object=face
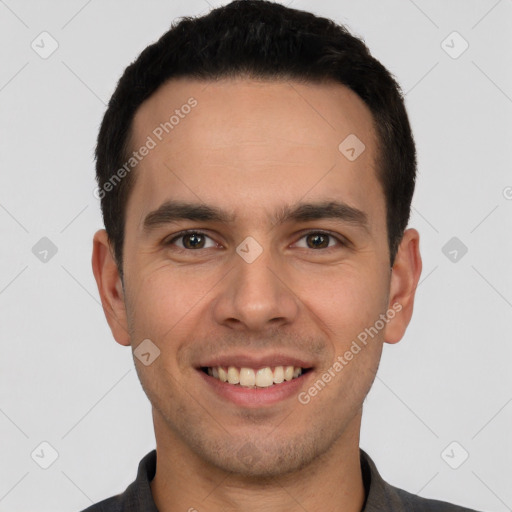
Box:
[93,77,421,478]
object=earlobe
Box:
[384,228,422,345]
[91,229,131,346]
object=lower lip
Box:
[198,369,313,407]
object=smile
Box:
[201,365,310,388]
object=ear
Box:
[384,228,422,344]
[91,229,131,346]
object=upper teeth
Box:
[207,366,303,387]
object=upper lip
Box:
[197,352,315,370]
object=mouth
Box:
[200,365,312,388]
[196,353,315,407]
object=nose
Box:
[212,244,300,332]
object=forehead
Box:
[127,77,383,231]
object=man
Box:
[88,1,479,510]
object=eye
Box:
[294,231,346,250]
[165,231,218,250]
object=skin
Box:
[92,77,422,512]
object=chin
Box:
[189,431,332,480]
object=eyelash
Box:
[164,229,348,252]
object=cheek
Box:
[306,263,387,332]
[125,269,183,337]
[306,269,386,402]
[126,264,223,344]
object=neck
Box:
[150,412,365,512]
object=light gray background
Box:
[0,0,511,511]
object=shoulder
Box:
[361,449,480,512]
[80,495,123,512]
[389,484,480,511]
[78,450,158,512]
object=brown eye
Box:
[166,231,216,250]
[182,233,205,249]
[294,231,343,250]
[305,232,330,249]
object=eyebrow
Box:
[142,199,370,234]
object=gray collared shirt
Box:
[81,449,479,511]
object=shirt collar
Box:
[360,448,407,512]
[118,449,158,511]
